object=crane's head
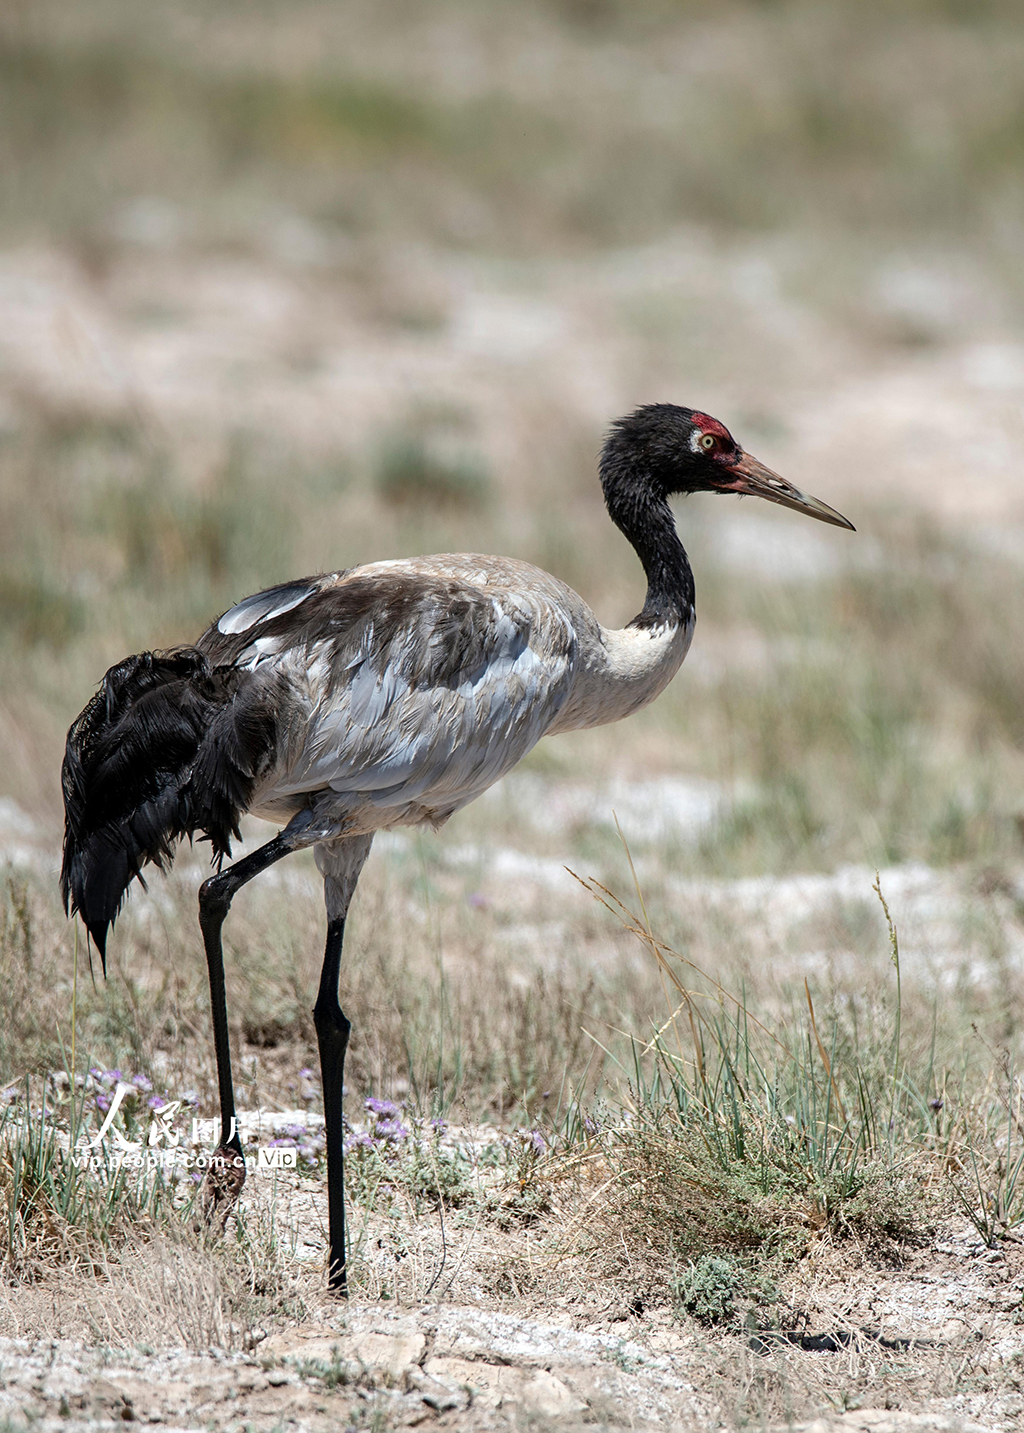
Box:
[601,403,854,531]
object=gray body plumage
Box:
[199,554,694,860]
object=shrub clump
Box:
[671,1254,740,1326]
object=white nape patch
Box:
[217,583,315,635]
[549,615,693,734]
[602,618,691,679]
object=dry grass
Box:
[3,857,1024,1431]
[2,849,1020,1290]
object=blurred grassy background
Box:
[4,0,1024,253]
[2,0,1024,1108]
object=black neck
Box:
[604,482,695,631]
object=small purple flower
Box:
[582,1116,600,1136]
[269,1137,296,1148]
[526,1129,546,1156]
[148,1095,167,1111]
[298,1068,316,1080]
[365,1097,402,1118]
[180,1090,198,1107]
[283,1123,307,1139]
[344,1131,373,1153]
[102,1069,123,1085]
[430,1117,448,1135]
[132,1073,153,1093]
[95,1094,110,1113]
[374,1118,409,1142]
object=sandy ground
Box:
[4,793,1024,1429]
[1,1214,1023,1431]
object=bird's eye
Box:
[700,433,716,450]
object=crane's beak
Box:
[722,452,855,531]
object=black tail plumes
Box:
[61,649,276,965]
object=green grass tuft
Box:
[0,1079,176,1281]
[571,869,941,1298]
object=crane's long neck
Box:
[547,473,695,737]
[605,480,695,632]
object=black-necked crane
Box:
[61,403,853,1292]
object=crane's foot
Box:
[201,1143,246,1230]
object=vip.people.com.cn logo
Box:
[72,1081,297,1172]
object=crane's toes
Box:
[200,1144,246,1229]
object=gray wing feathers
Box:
[200,562,580,824]
[217,581,319,636]
[274,591,575,812]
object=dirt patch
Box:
[1,1216,1022,1431]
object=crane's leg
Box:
[314,916,350,1292]
[313,835,374,1295]
[197,831,295,1220]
